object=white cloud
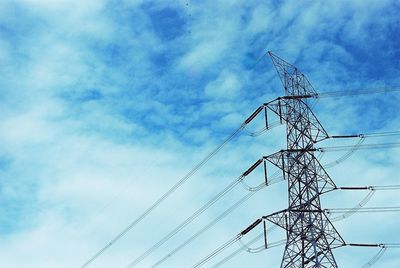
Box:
[204,70,242,99]
[0,0,399,267]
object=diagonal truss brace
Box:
[264,97,329,143]
[264,149,336,196]
[262,209,345,268]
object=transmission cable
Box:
[319,142,400,152]
[321,130,400,167]
[191,234,242,268]
[194,185,400,267]
[326,206,400,214]
[186,164,398,267]
[346,243,400,267]
[237,234,284,254]
[361,130,400,138]
[129,171,284,267]
[371,185,400,190]
[330,190,376,222]
[361,247,387,268]
[213,232,282,267]
[151,187,261,268]
[240,170,282,191]
[126,175,243,267]
[213,233,264,267]
[192,203,400,268]
[315,87,400,98]
[125,139,290,267]
[191,232,287,268]
[80,124,246,268]
[151,174,284,267]
[244,121,282,137]
[323,137,365,168]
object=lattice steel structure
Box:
[243,52,346,268]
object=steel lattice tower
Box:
[260,52,345,268]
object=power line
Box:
[151,175,284,267]
[371,185,400,190]
[80,123,247,268]
[126,158,281,267]
[320,131,400,167]
[192,194,397,268]
[361,247,387,268]
[346,243,400,268]
[322,137,365,168]
[150,155,398,267]
[150,165,399,267]
[315,87,400,98]
[326,206,400,214]
[132,133,380,267]
[126,176,243,267]
[212,232,281,267]
[361,130,400,138]
[319,142,400,152]
[329,190,376,222]
[185,180,400,266]
[151,188,260,268]
[191,234,242,268]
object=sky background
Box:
[0,0,400,267]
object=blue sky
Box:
[0,0,400,267]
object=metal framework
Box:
[242,52,345,267]
[267,52,345,267]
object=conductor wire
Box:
[81,124,245,268]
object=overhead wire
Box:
[151,173,284,267]
[361,247,387,268]
[152,181,398,268]
[323,137,365,169]
[167,147,334,267]
[319,142,400,152]
[346,243,400,267]
[330,190,376,222]
[333,185,400,191]
[329,184,400,221]
[191,234,242,268]
[151,186,261,268]
[371,185,400,190]
[75,130,400,244]
[80,124,245,268]
[126,175,243,267]
[237,233,283,254]
[213,233,263,267]
[191,231,286,267]
[320,130,400,168]
[315,87,400,98]
[127,162,283,267]
[213,233,283,267]
[189,203,400,267]
[244,121,282,137]
[187,147,399,267]
[185,144,397,267]
[240,170,282,191]
[192,185,400,267]
[82,81,281,267]
[361,130,400,138]
[326,206,400,214]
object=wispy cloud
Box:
[0,0,399,267]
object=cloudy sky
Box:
[0,0,400,267]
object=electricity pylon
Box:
[243,52,346,267]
